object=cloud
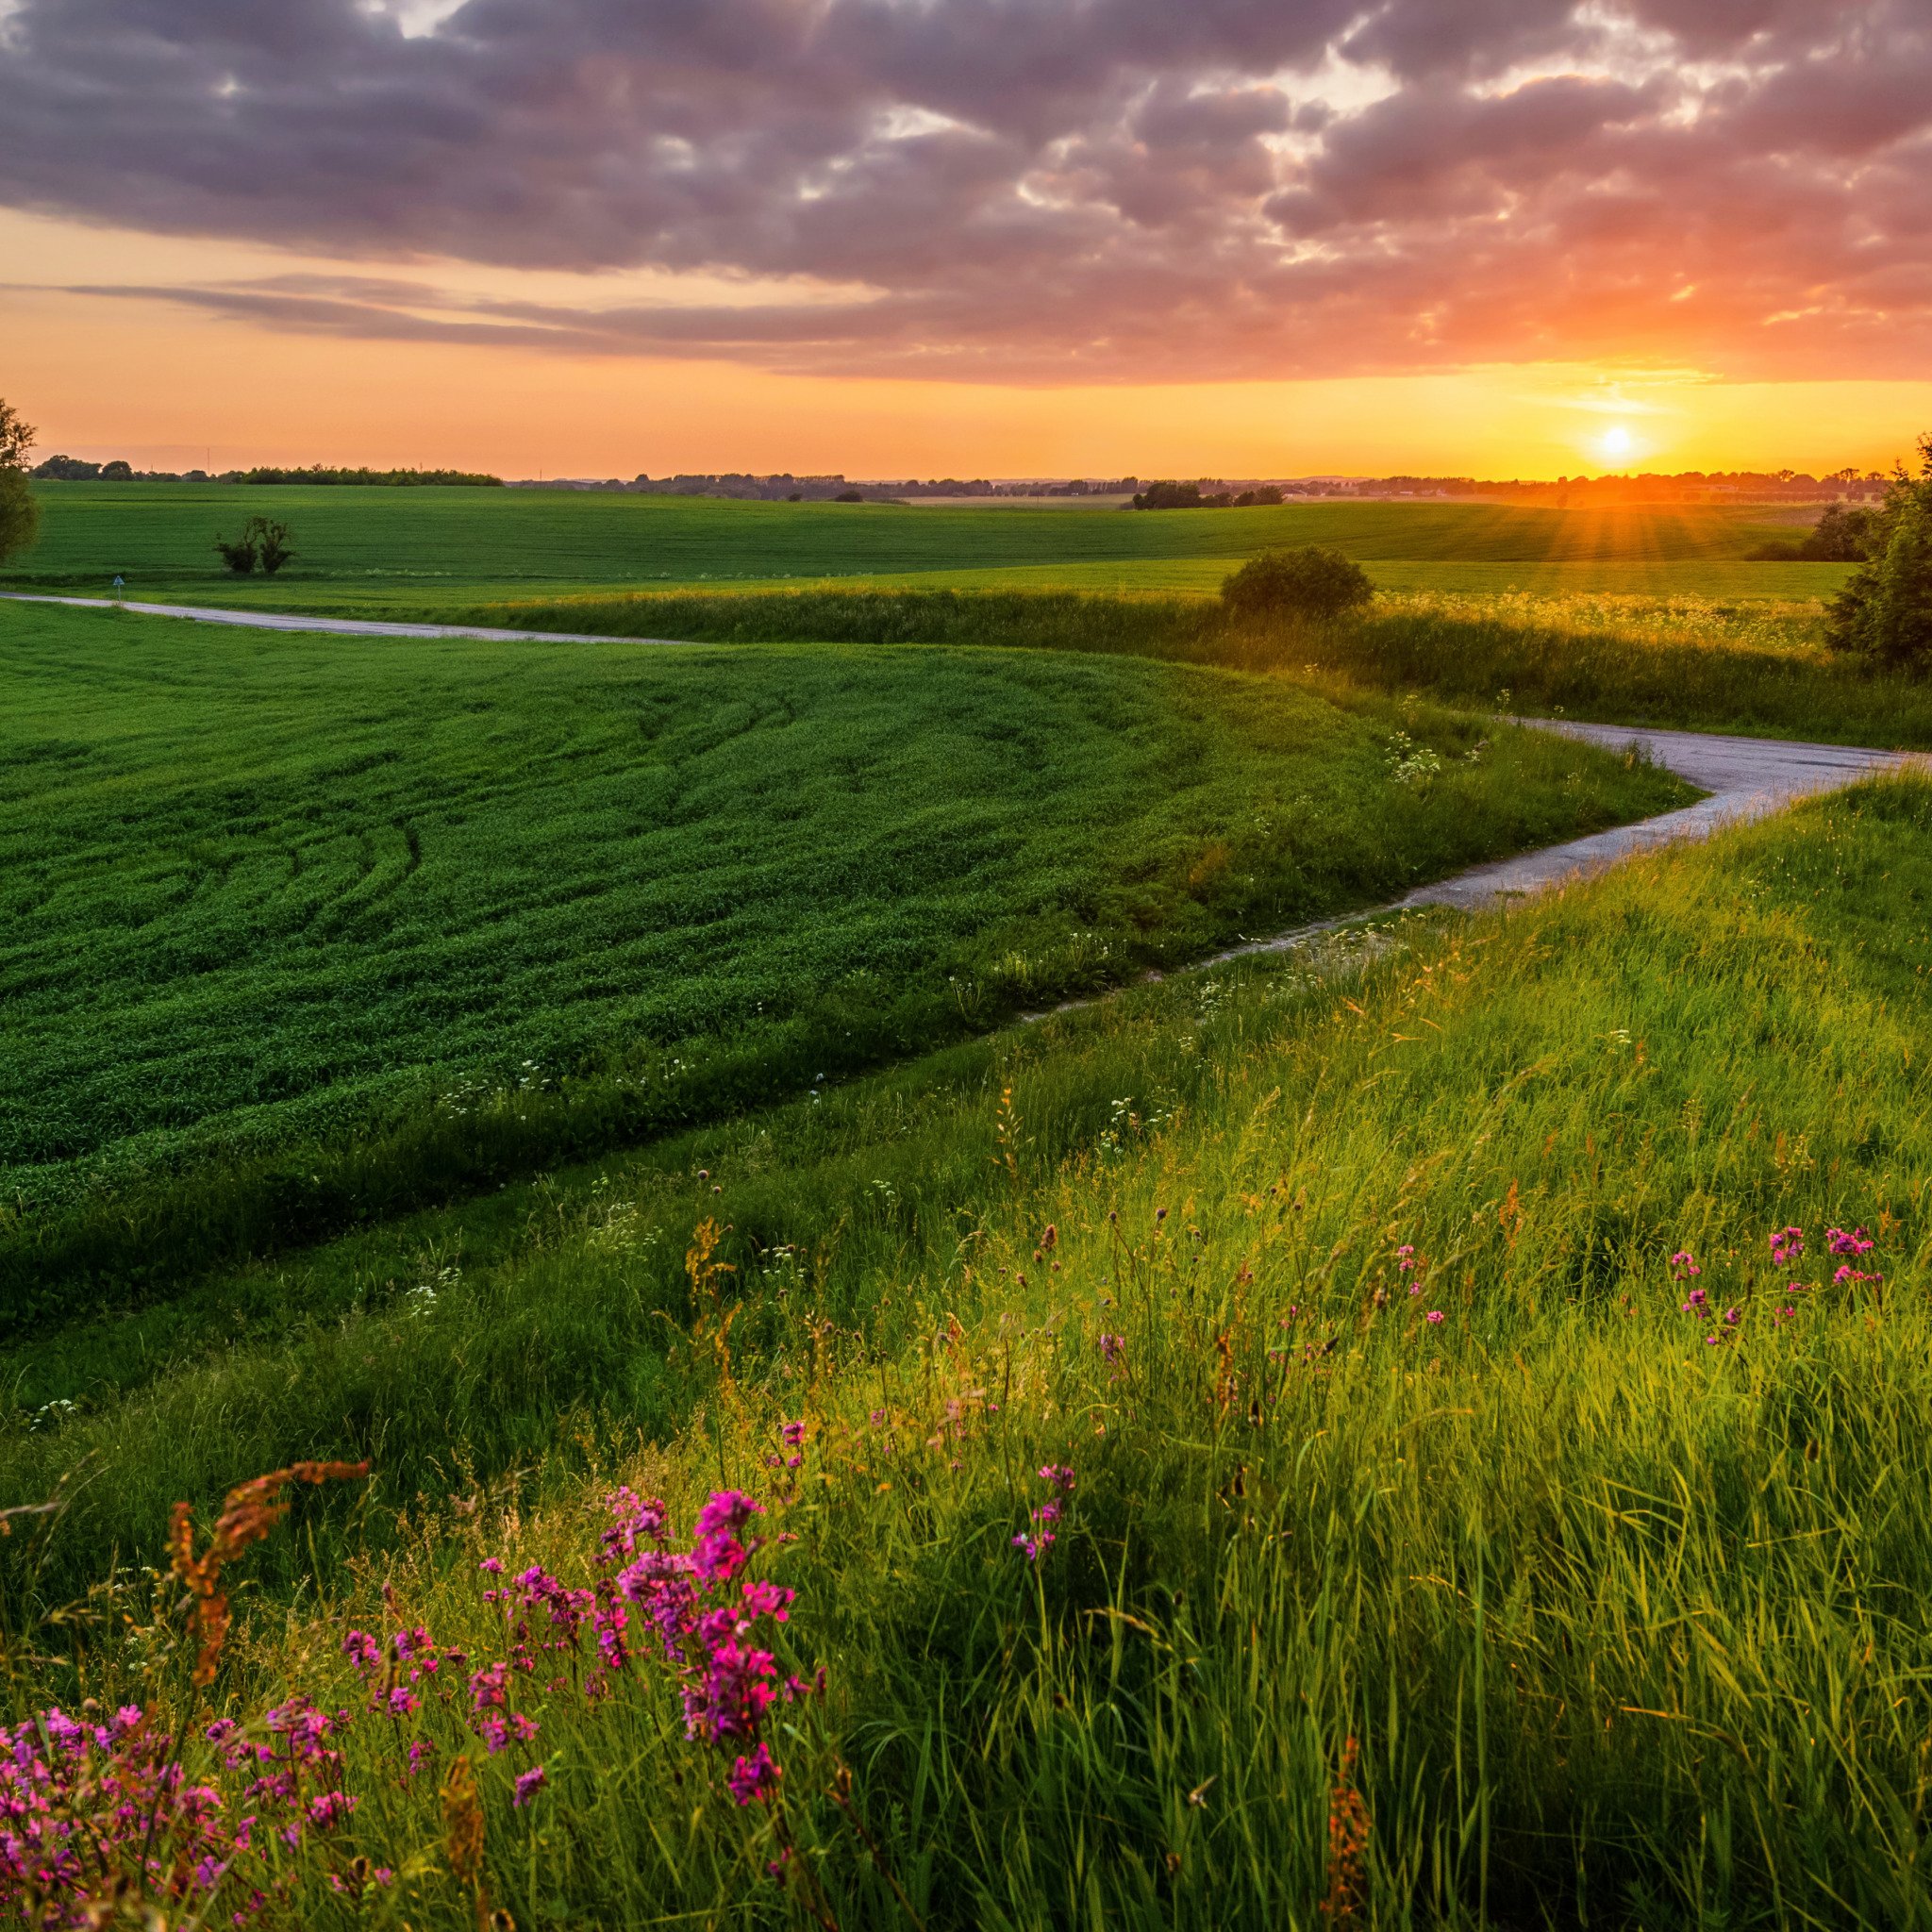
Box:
[1,0,1927,381]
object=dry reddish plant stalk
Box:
[1321,1736,1372,1925]
[442,1749,488,1908]
[168,1460,369,1689]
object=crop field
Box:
[8,773,1932,1926]
[0,597,1689,1310]
[2,479,1847,609]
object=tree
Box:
[1801,503,1872,561]
[1221,546,1374,624]
[0,395,41,566]
[1825,434,1932,670]
[0,397,33,470]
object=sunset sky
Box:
[3,0,1928,479]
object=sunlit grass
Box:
[8,779,1932,1926]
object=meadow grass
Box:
[5,481,1819,608]
[437,582,1932,747]
[8,778,1932,1928]
[0,600,1687,1318]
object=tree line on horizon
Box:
[29,457,502,487]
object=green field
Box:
[0,598,1688,1313]
[11,472,1932,1929]
[1,480,1849,608]
[8,775,1932,1926]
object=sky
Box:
[2,0,1929,479]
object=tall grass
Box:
[452,583,1932,747]
[8,779,1932,1926]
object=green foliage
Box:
[213,514,296,574]
[0,466,39,568]
[0,395,33,469]
[1826,437,1932,669]
[1221,545,1374,622]
[0,395,40,567]
[9,780,1932,1924]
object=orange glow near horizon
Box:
[6,260,1930,485]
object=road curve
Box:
[0,591,682,647]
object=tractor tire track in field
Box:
[5,592,1911,979]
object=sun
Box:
[1600,424,1635,461]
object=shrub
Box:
[250,515,295,575]
[1826,435,1932,669]
[1222,545,1374,624]
[213,515,296,575]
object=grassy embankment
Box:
[445,583,1932,749]
[2,480,1850,605]
[0,599,1686,1318]
[8,777,1932,1928]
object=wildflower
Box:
[1723,1307,1740,1327]
[1680,1286,1707,1314]
[1826,1226,1875,1258]
[1669,1250,1701,1281]
[868,1407,887,1428]
[1098,1332,1126,1381]
[1039,1465,1076,1494]
[781,1420,806,1448]
[727,1741,781,1806]
[386,1688,422,1720]
[741,1579,795,1623]
[1771,1225,1805,1267]
[478,1557,503,1576]
[307,1790,358,1832]
[1425,1309,1444,1325]
[341,1629,380,1673]
[512,1765,548,1809]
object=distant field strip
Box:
[6,482,1825,610]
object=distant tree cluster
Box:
[1130,480,1286,509]
[30,458,501,486]
[602,473,1145,501]
[1825,435,1932,670]
[0,396,41,565]
[1341,469,1890,506]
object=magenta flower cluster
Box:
[1,1698,390,1925]
[3,1484,823,1924]
[1014,1465,1076,1562]
[593,1487,822,1807]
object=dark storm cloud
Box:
[3,0,1929,380]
